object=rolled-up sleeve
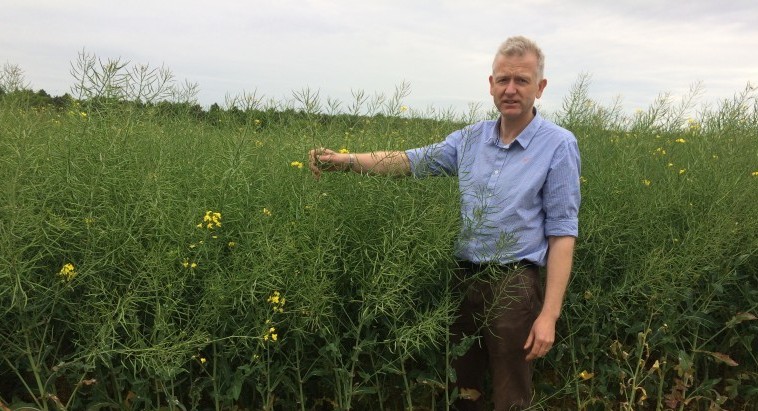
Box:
[543,138,581,237]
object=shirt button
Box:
[493,170,500,175]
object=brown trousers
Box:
[450,262,543,411]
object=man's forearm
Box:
[542,236,575,320]
[310,148,411,179]
[347,151,412,176]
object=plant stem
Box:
[24,329,49,411]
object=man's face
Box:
[489,52,547,122]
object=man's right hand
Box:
[308,147,345,180]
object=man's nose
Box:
[503,80,517,93]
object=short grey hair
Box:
[494,36,545,78]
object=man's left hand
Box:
[523,312,556,361]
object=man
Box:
[309,36,580,410]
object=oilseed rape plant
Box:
[199,210,222,230]
[1,63,756,411]
[263,328,278,342]
[57,263,77,282]
[267,290,286,313]
[262,322,279,342]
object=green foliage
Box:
[0,60,757,410]
[545,81,758,410]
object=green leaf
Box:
[352,386,379,395]
[674,350,694,377]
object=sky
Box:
[2,0,757,118]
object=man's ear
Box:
[536,78,547,99]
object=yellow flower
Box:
[675,138,686,143]
[752,171,758,177]
[267,290,286,313]
[290,161,304,169]
[182,259,189,268]
[263,326,279,342]
[200,357,207,364]
[267,291,280,305]
[266,291,281,304]
[196,210,221,230]
[338,148,350,154]
[202,210,222,230]
[679,169,687,175]
[58,263,77,282]
[400,105,409,112]
[642,179,651,187]
[579,176,587,184]
[227,241,236,248]
[262,208,272,216]
[578,370,594,380]
[80,112,87,118]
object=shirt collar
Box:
[489,108,543,149]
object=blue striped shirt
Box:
[405,111,581,267]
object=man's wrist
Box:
[346,153,355,172]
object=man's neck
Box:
[499,109,536,145]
